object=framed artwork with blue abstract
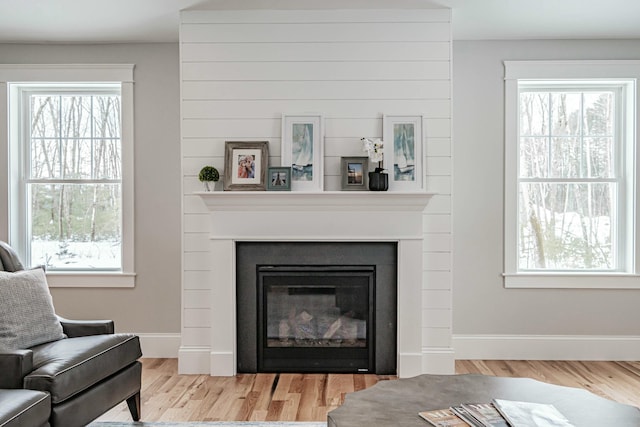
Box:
[281,113,324,191]
[383,115,424,191]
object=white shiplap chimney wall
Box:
[179,2,453,375]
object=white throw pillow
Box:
[0,268,65,350]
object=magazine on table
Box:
[419,408,472,426]
[492,399,575,427]
[420,399,574,427]
[458,403,510,427]
[449,405,486,427]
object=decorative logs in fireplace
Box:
[276,309,363,347]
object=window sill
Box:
[503,273,640,289]
[46,272,136,288]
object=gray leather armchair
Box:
[0,241,142,426]
[0,389,50,427]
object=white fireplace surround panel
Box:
[186,191,433,377]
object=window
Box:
[504,61,639,288]
[518,82,625,270]
[0,65,135,287]
[18,85,122,270]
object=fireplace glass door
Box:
[257,266,375,372]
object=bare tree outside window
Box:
[27,90,122,270]
[518,89,616,270]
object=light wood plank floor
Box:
[98,359,640,422]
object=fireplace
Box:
[236,241,397,374]
[258,265,374,372]
[182,191,439,378]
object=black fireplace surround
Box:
[236,242,397,375]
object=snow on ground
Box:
[31,240,121,270]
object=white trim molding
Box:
[0,64,136,287]
[454,334,640,361]
[503,60,640,288]
[503,273,640,289]
[179,191,442,377]
[422,347,456,374]
[178,346,211,374]
[504,60,640,80]
[0,64,135,82]
[195,191,434,212]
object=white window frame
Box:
[0,64,135,287]
[504,60,640,289]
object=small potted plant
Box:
[199,165,220,191]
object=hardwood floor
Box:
[97,358,640,422]
[455,360,640,408]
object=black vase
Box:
[368,171,389,191]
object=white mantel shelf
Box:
[195,191,435,212]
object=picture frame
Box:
[383,115,424,191]
[281,113,324,191]
[267,167,292,191]
[340,157,369,191]
[223,141,269,191]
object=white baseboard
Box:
[137,333,181,358]
[422,347,456,374]
[134,335,638,370]
[398,352,423,378]
[178,346,210,374]
[175,347,458,376]
[176,348,236,376]
[210,351,235,376]
[454,334,640,360]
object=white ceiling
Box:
[0,0,206,43]
[0,0,639,43]
[436,0,640,40]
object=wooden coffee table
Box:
[327,374,640,426]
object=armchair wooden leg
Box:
[126,391,141,421]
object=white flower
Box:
[361,137,384,163]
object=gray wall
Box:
[6,38,639,352]
[453,39,640,337]
[0,43,181,334]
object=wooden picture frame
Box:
[223,141,269,191]
[383,115,424,191]
[281,113,324,191]
[340,156,369,191]
[267,167,292,191]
